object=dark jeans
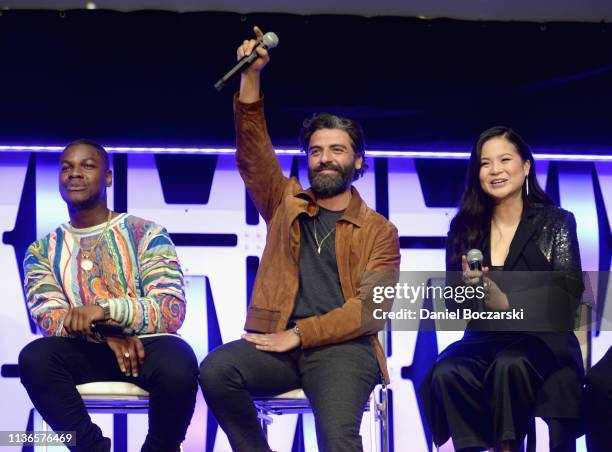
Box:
[199,337,380,452]
[585,346,612,452]
[19,335,199,452]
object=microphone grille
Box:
[262,32,279,49]
[466,248,484,263]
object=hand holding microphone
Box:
[462,249,509,310]
[215,26,279,91]
[461,249,488,285]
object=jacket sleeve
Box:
[105,225,186,334]
[23,239,71,337]
[234,94,290,223]
[295,221,401,348]
[551,210,584,303]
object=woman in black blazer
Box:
[420,126,584,452]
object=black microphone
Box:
[214,32,280,91]
[91,322,135,337]
[466,249,484,271]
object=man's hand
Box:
[63,305,105,336]
[239,26,269,76]
[242,329,301,352]
[106,336,145,377]
[238,26,269,104]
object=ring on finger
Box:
[124,352,130,359]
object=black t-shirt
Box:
[291,206,346,321]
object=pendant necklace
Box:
[79,210,112,271]
[314,217,335,255]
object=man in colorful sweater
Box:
[18,139,198,452]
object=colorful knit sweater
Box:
[24,213,186,337]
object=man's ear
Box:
[355,155,363,170]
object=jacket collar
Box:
[295,186,364,227]
[499,203,542,270]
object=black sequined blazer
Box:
[448,203,585,419]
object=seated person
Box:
[420,127,584,452]
[199,27,400,452]
[18,139,198,452]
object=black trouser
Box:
[421,333,559,451]
[199,337,380,452]
[18,335,199,452]
[585,346,612,452]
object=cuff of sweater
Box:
[107,297,132,327]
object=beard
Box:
[308,162,355,198]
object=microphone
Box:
[214,32,280,91]
[91,321,136,337]
[466,249,484,271]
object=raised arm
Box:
[234,26,289,223]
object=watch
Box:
[292,325,302,337]
[95,299,111,321]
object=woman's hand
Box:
[461,255,509,310]
[461,255,489,285]
[482,277,510,311]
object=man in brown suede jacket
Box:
[199,27,400,452]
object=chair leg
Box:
[33,409,49,452]
[525,418,536,452]
[379,385,389,452]
[369,392,377,451]
[256,410,273,439]
[371,384,389,452]
[113,413,128,452]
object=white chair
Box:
[252,327,390,452]
[253,385,388,452]
[37,382,150,452]
[76,381,150,413]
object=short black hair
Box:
[62,139,109,170]
[298,113,368,180]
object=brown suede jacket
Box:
[235,95,401,383]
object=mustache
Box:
[314,163,342,173]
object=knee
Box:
[585,366,610,398]
[198,350,241,396]
[430,358,463,390]
[492,352,529,378]
[154,340,198,389]
[18,337,58,382]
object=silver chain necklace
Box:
[314,217,336,254]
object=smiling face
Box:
[479,136,531,203]
[307,128,363,198]
[59,144,112,209]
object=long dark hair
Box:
[447,126,551,269]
